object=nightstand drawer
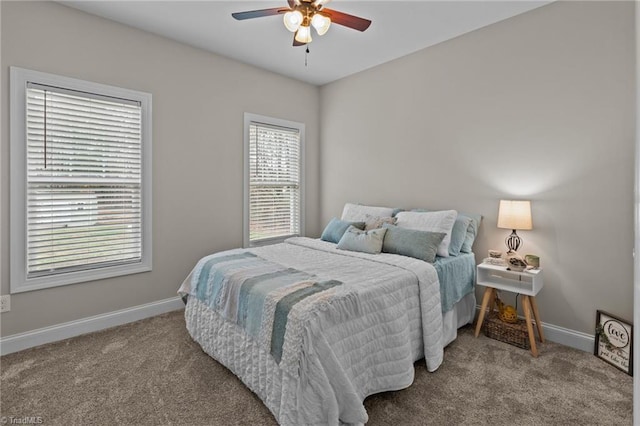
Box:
[476,263,543,296]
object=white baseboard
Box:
[0,296,184,356]
[475,305,594,353]
[1,299,593,356]
[540,321,594,353]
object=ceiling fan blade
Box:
[232,7,288,21]
[287,0,299,8]
[323,8,371,32]
[293,35,306,47]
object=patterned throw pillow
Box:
[336,226,387,254]
[363,214,397,231]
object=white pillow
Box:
[395,210,458,258]
[341,203,395,222]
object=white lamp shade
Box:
[311,13,331,35]
[283,10,303,32]
[497,200,532,230]
[295,25,312,43]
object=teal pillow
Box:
[449,215,473,256]
[320,218,365,244]
[381,223,445,263]
[460,213,482,253]
[337,226,387,254]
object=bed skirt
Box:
[184,291,475,425]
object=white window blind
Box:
[25,83,143,277]
[11,67,152,293]
[248,121,302,244]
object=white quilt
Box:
[181,237,444,425]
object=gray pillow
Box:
[382,223,445,263]
[320,218,365,244]
[337,226,387,254]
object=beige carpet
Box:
[0,310,633,425]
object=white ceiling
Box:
[60,1,552,86]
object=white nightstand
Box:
[474,263,545,357]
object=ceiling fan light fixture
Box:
[311,13,331,36]
[232,1,371,47]
[295,25,312,43]
[283,10,303,32]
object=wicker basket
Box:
[484,312,530,349]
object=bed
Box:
[178,205,480,425]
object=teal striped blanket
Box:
[190,251,342,364]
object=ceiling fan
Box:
[232,0,372,46]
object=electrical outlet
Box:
[0,295,10,313]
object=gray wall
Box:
[319,1,635,335]
[1,1,635,340]
[0,1,321,336]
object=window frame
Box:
[10,67,153,293]
[243,113,305,248]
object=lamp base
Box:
[505,230,522,252]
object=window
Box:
[10,67,152,293]
[244,113,305,247]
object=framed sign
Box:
[594,310,633,376]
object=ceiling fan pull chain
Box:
[305,46,309,67]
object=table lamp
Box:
[497,200,532,252]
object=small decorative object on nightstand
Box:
[474,263,545,357]
[506,252,528,272]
